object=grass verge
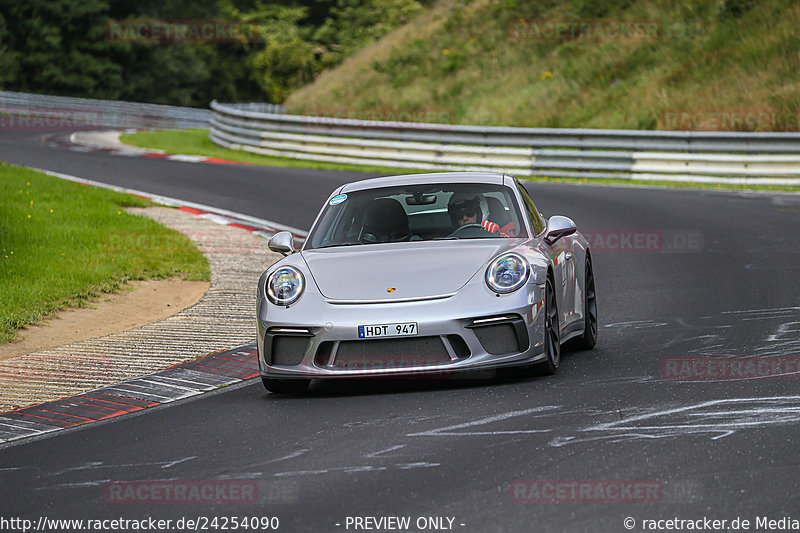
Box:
[286,0,800,132]
[121,128,800,192]
[0,162,210,344]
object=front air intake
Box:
[270,336,309,366]
[469,315,529,355]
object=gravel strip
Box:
[0,207,281,412]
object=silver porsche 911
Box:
[256,172,597,393]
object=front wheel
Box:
[570,258,598,350]
[535,276,561,375]
[262,378,310,394]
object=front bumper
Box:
[257,280,546,379]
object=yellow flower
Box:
[27,182,30,186]
[117,210,122,215]
[50,209,54,213]
[27,214,31,219]
[545,71,552,78]
[442,49,450,55]
[10,251,13,254]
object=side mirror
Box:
[268,231,296,256]
[544,215,577,245]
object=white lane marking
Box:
[365,444,406,458]
[53,457,197,475]
[767,321,800,342]
[721,306,800,316]
[262,449,310,465]
[35,479,114,490]
[216,449,312,479]
[550,395,800,447]
[274,462,439,477]
[407,406,558,437]
[161,456,197,469]
[395,462,440,470]
[603,320,668,329]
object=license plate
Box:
[358,322,418,339]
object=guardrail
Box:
[0,91,211,130]
[210,100,800,185]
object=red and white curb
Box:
[69,129,249,166]
[32,167,307,245]
[0,343,259,445]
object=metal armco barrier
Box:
[0,91,211,130]
[210,100,800,185]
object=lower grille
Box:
[333,336,450,368]
[270,335,309,366]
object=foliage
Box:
[0,0,423,105]
[0,0,122,98]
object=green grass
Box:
[0,163,210,344]
[121,128,800,192]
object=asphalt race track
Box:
[1,128,800,532]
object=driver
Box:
[447,191,501,233]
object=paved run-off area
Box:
[0,207,281,412]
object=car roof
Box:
[339,172,509,193]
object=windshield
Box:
[306,183,528,250]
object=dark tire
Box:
[570,257,598,350]
[535,276,561,375]
[262,378,310,394]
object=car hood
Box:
[301,240,518,302]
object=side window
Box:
[516,183,545,235]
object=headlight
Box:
[485,253,529,294]
[267,266,305,305]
